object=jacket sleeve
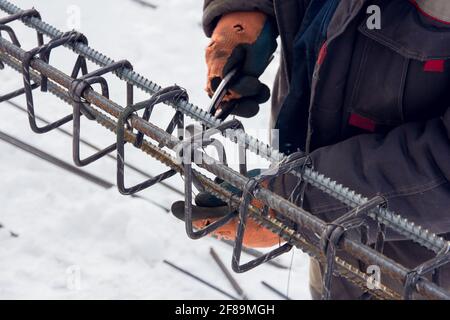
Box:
[305,108,450,240]
[203,0,275,36]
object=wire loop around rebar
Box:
[116,86,187,195]
[0,8,43,71]
[319,196,387,300]
[231,152,309,273]
[403,243,450,300]
[21,31,90,133]
[181,119,247,240]
[70,60,134,167]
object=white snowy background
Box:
[0,0,311,299]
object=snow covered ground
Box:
[0,0,311,299]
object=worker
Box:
[172,0,450,299]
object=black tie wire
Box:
[319,195,387,300]
[181,119,247,240]
[403,244,450,300]
[116,85,186,195]
[231,152,309,274]
[69,59,133,166]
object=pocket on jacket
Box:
[345,0,450,130]
[346,31,408,127]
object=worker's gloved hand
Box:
[171,170,282,248]
[205,11,278,118]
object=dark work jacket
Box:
[203,0,450,240]
[285,0,450,242]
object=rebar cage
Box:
[0,0,450,300]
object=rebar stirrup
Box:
[69,59,133,167]
[319,195,387,300]
[403,243,450,300]
[0,9,43,99]
[232,152,309,273]
[182,119,246,240]
[21,31,88,133]
[116,86,187,195]
[0,8,43,69]
[0,24,39,102]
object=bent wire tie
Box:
[182,119,247,240]
[0,8,43,65]
[20,31,88,133]
[0,24,41,102]
[319,195,387,300]
[132,86,186,149]
[403,243,450,300]
[0,9,43,101]
[116,86,186,195]
[232,152,309,273]
[70,59,133,167]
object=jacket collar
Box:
[327,0,450,43]
[414,0,450,23]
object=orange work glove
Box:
[171,170,282,248]
[205,11,278,118]
[192,200,282,249]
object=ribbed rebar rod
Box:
[0,0,445,253]
[0,43,448,300]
